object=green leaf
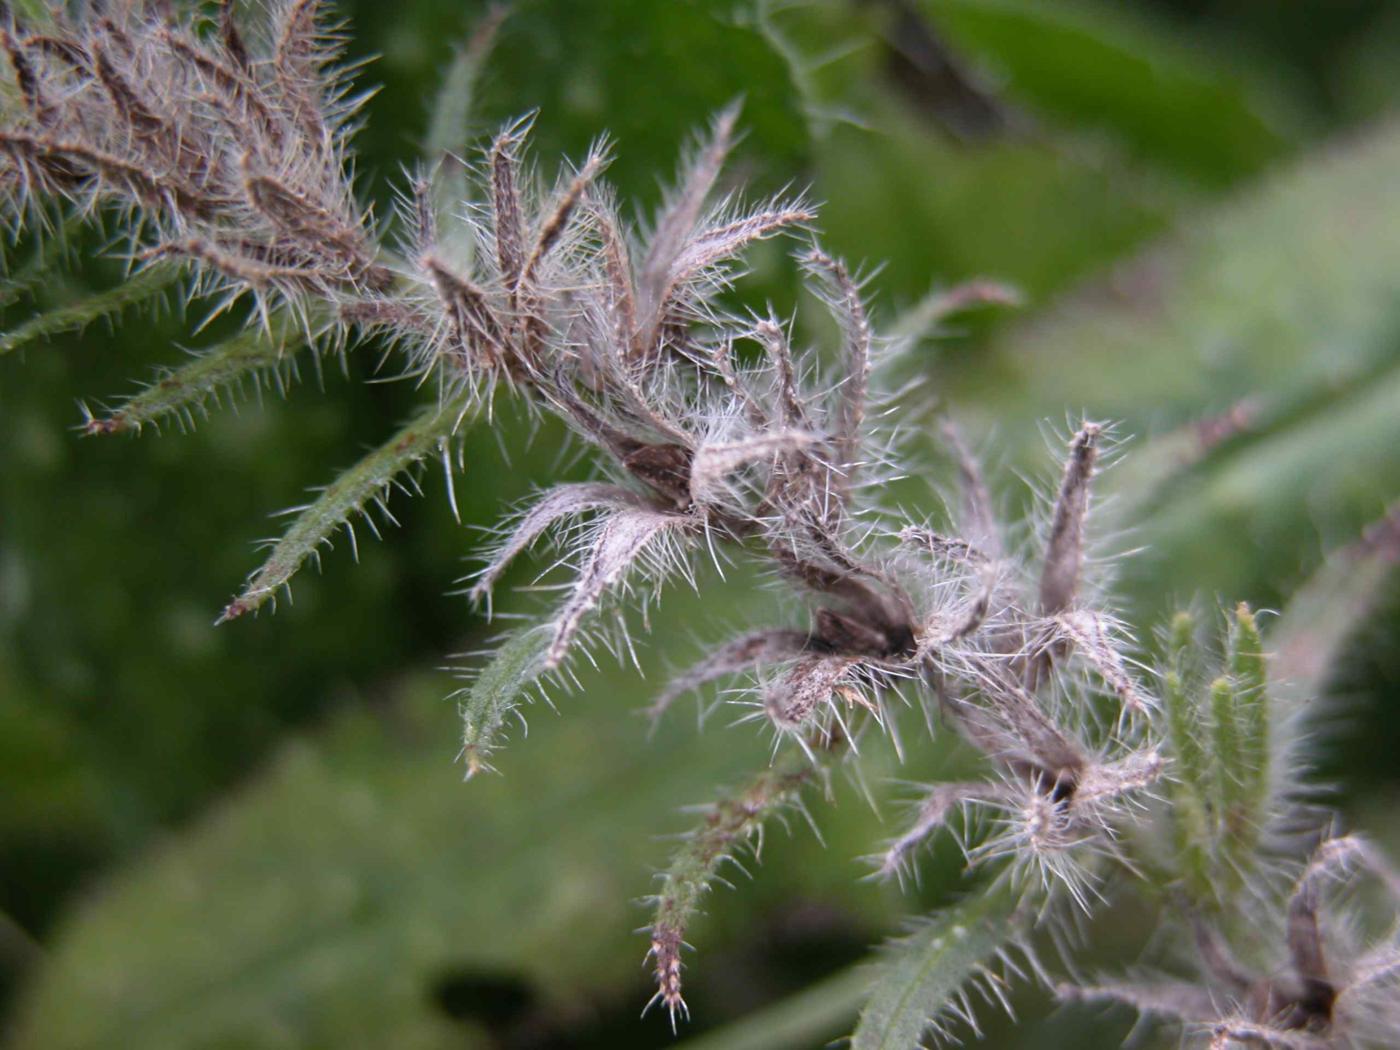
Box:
[218,394,471,622]
[423,7,506,164]
[1161,611,1212,901]
[980,122,1400,422]
[673,962,869,1050]
[6,657,901,1049]
[1163,611,1207,796]
[1163,608,1284,905]
[850,883,1021,1050]
[350,0,813,214]
[1191,607,1273,900]
[0,264,181,357]
[813,100,1186,307]
[423,6,507,266]
[455,626,549,777]
[86,321,308,436]
[773,0,1302,308]
[1207,674,1247,856]
[6,0,55,26]
[929,0,1300,186]
[472,1,812,204]
[1227,604,1269,816]
[762,0,1299,189]
[1272,505,1400,701]
[968,122,1400,612]
[1134,361,1400,615]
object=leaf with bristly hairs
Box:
[1160,610,1213,903]
[455,626,549,778]
[851,884,1023,1050]
[218,394,470,622]
[0,264,180,357]
[423,6,507,260]
[85,318,309,435]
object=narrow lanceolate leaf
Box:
[0,263,179,356]
[671,963,871,1050]
[1161,611,1212,900]
[877,782,1003,883]
[764,654,856,733]
[1208,675,1243,809]
[423,5,507,163]
[940,421,1002,560]
[1056,609,1150,718]
[1228,604,1270,813]
[851,884,1022,1050]
[86,322,306,435]
[1271,503,1400,701]
[521,145,610,288]
[1207,673,1256,896]
[648,750,819,1027]
[424,5,507,261]
[676,207,815,279]
[1163,612,1204,780]
[218,395,470,622]
[455,627,548,778]
[689,431,816,502]
[490,121,528,288]
[470,482,640,605]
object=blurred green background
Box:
[2,0,1400,1046]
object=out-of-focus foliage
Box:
[964,118,1400,613]
[925,0,1301,184]
[7,667,884,1048]
[3,0,1399,1047]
